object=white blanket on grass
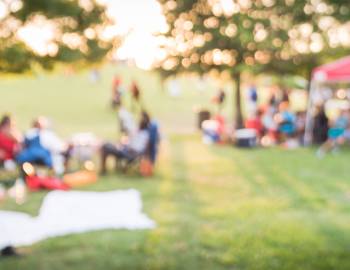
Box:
[0,189,155,249]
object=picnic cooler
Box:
[235,129,257,148]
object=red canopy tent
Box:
[312,56,350,82]
[305,56,350,145]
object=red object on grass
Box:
[26,175,69,191]
[312,56,350,82]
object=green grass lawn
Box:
[0,65,349,270]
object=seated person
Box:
[100,111,151,174]
[276,102,296,141]
[245,110,263,139]
[201,114,226,144]
[0,114,22,166]
[312,105,329,144]
[16,117,69,175]
[262,106,278,144]
[317,109,350,157]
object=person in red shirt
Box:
[130,81,140,102]
[0,115,22,162]
[245,110,264,138]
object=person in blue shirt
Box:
[100,111,160,174]
[317,109,350,158]
[277,102,296,141]
[16,118,53,169]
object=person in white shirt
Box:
[100,112,150,175]
[118,106,137,137]
[17,117,69,175]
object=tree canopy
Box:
[156,0,350,127]
[0,0,115,73]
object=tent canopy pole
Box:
[304,80,316,146]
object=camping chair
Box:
[120,121,160,174]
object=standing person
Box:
[212,88,226,113]
[312,105,329,144]
[130,80,141,112]
[247,84,258,115]
[111,75,122,109]
[281,88,290,104]
[268,86,279,113]
[248,84,258,104]
[147,112,161,165]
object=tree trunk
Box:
[306,67,313,92]
[233,72,243,129]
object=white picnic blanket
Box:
[0,189,155,249]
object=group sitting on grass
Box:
[243,101,306,148]
[201,88,350,153]
[202,89,307,148]
[0,110,159,193]
[0,115,70,177]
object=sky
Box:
[97,0,168,69]
[0,0,167,69]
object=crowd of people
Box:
[244,100,306,149]
[202,84,350,153]
[242,85,307,148]
[245,92,350,153]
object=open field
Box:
[0,65,349,270]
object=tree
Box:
[156,0,350,128]
[0,0,116,73]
